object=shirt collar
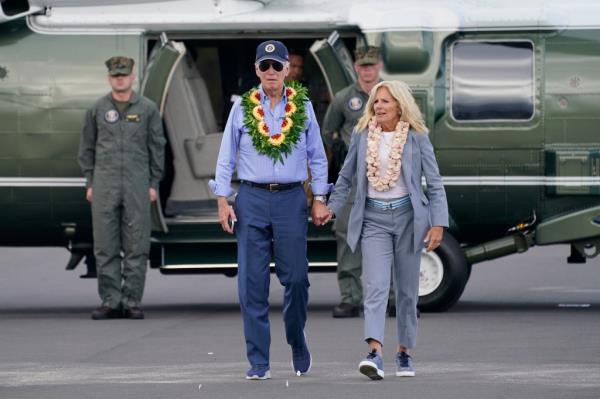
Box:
[258,84,288,106]
[129,91,140,104]
[354,80,383,96]
[107,90,140,105]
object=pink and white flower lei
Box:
[366,117,409,191]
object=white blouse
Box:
[367,131,409,199]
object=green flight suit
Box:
[78,91,166,309]
[322,83,395,307]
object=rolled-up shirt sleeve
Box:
[304,101,332,195]
[208,99,242,198]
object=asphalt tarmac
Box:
[1,245,600,399]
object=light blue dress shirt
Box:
[209,85,331,198]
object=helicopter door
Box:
[140,34,186,233]
[310,31,357,97]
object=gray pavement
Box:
[1,245,600,398]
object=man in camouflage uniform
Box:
[322,46,396,318]
[78,56,166,320]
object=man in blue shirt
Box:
[209,40,330,380]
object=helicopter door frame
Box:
[309,31,357,97]
[140,33,187,233]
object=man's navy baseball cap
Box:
[255,40,289,64]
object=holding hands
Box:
[311,200,333,226]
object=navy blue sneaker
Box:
[359,349,384,380]
[395,352,415,377]
[291,335,312,375]
[245,365,271,380]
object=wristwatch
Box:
[313,195,327,204]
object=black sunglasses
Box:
[258,60,284,72]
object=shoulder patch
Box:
[347,96,364,111]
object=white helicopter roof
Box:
[22,0,600,34]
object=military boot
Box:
[332,302,360,318]
[91,305,122,320]
[123,306,145,319]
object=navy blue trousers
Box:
[235,184,310,367]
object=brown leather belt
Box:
[241,180,302,192]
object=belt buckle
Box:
[269,183,279,192]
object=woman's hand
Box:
[322,208,334,225]
[311,202,334,226]
[424,226,444,252]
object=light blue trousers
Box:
[361,202,421,349]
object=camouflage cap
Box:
[355,46,380,66]
[105,56,135,76]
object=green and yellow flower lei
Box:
[241,81,308,164]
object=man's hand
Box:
[311,201,333,226]
[86,187,93,202]
[218,196,237,234]
[424,226,444,252]
[149,188,158,202]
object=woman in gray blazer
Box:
[318,80,448,380]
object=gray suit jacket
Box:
[328,128,449,253]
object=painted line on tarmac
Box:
[1,361,599,388]
[529,286,600,294]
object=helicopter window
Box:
[451,41,534,121]
[1,0,29,16]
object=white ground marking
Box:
[1,362,599,388]
[529,286,600,294]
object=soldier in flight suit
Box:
[78,56,166,320]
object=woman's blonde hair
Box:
[356,80,427,133]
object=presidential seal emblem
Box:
[105,109,119,123]
[348,96,363,111]
[265,43,276,53]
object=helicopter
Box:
[1,0,599,311]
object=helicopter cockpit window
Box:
[451,41,534,121]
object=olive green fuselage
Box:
[1,21,599,265]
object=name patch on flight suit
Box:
[125,114,141,122]
[105,109,119,123]
[348,96,363,111]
